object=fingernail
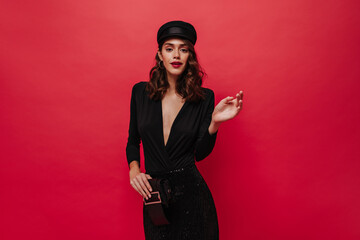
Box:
[148,194,151,198]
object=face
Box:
[158,38,190,79]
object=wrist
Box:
[208,120,221,135]
[129,160,140,172]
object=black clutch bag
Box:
[143,178,172,225]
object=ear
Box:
[157,50,163,61]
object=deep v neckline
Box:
[160,99,187,148]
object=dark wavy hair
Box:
[146,39,206,102]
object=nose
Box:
[173,49,180,59]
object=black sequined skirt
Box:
[143,164,219,240]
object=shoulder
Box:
[131,81,148,97]
[202,87,214,95]
[132,81,147,92]
[200,87,215,102]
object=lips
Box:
[171,62,183,68]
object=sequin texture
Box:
[143,164,219,240]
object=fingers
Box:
[141,174,153,193]
[236,91,244,109]
[239,90,243,110]
[131,178,148,199]
[220,90,244,110]
[130,179,143,197]
[235,91,243,101]
[221,96,234,104]
[239,99,243,110]
[130,173,152,200]
[235,94,240,107]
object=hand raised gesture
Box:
[212,90,243,123]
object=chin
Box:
[167,69,185,77]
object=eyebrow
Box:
[163,43,188,47]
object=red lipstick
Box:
[171,62,183,68]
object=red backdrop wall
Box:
[1,0,359,239]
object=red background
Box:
[1,0,359,239]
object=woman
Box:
[126,20,243,239]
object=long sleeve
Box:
[194,89,218,161]
[125,83,141,167]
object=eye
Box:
[165,48,173,52]
[180,48,189,53]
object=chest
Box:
[137,96,204,149]
[161,95,186,145]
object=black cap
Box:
[157,20,197,47]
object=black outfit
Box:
[126,81,219,239]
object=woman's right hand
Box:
[129,161,152,200]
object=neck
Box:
[166,73,178,93]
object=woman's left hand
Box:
[212,90,243,123]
